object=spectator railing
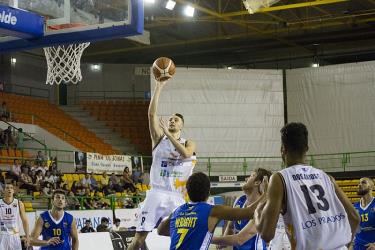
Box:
[76,90,148,103]
[10,111,95,152]
[0,119,48,152]
[17,194,145,211]
[2,147,375,175]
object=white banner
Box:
[24,210,113,233]
[87,153,132,174]
[70,210,113,231]
[114,208,140,229]
[219,176,237,182]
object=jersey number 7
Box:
[176,228,189,249]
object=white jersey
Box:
[279,165,351,250]
[269,215,291,250]
[0,198,21,235]
[150,135,196,194]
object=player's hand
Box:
[47,237,63,246]
[259,176,269,195]
[24,236,30,247]
[159,118,171,136]
[155,79,168,88]
[366,243,375,250]
[216,244,226,249]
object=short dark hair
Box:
[101,217,109,223]
[186,172,210,202]
[254,168,272,182]
[114,218,121,223]
[4,179,14,185]
[174,113,184,123]
[52,189,66,199]
[281,122,309,155]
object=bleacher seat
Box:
[81,100,151,155]
[1,92,117,155]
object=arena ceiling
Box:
[31,0,375,68]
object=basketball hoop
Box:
[243,0,281,14]
[44,23,90,85]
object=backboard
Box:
[0,0,143,52]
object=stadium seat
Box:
[81,100,151,155]
[1,92,117,155]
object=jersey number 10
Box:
[5,208,11,215]
[300,184,330,214]
[53,228,62,236]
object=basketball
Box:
[152,57,176,81]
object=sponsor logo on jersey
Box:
[44,222,50,228]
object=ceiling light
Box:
[184,5,195,17]
[166,0,176,10]
[145,0,155,4]
[227,66,233,69]
[10,57,16,64]
[91,64,101,71]
[311,63,319,68]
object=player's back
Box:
[170,202,213,250]
[233,195,266,250]
[40,211,73,250]
[279,165,351,250]
[353,197,375,250]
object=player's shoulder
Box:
[40,210,49,216]
[64,211,74,220]
[353,201,360,209]
[368,198,375,209]
[233,194,246,207]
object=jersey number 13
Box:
[300,184,330,214]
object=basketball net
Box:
[43,24,90,85]
[44,42,90,85]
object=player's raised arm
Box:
[159,116,196,158]
[254,173,284,242]
[19,201,30,247]
[210,193,266,222]
[71,218,79,250]
[211,220,257,247]
[30,216,61,246]
[148,80,167,147]
[330,176,360,241]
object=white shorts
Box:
[136,189,185,232]
[0,234,22,250]
[269,232,291,250]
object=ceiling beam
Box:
[220,0,349,18]
[175,0,312,54]
[86,15,375,57]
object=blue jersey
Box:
[40,211,73,250]
[233,195,266,250]
[353,198,375,250]
[170,202,213,250]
